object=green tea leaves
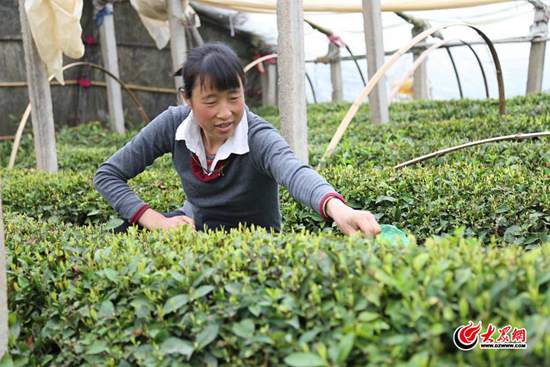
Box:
[195,324,219,350]
[163,294,189,315]
[284,352,326,367]
[232,319,255,339]
[160,337,194,358]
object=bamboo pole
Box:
[395,13,440,100]
[0,80,176,94]
[7,62,150,170]
[389,38,490,102]
[8,105,31,169]
[244,54,278,73]
[389,39,448,101]
[394,132,549,169]
[318,23,506,166]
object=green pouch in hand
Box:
[376,224,410,246]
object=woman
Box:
[94,43,380,236]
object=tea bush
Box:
[3,93,549,170]
[4,213,550,366]
[2,160,547,245]
[2,94,549,365]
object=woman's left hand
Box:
[326,198,381,236]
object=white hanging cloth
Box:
[130,0,200,49]
[24,0,85,83]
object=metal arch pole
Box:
[460,40,490,99]
[60,62,149,123]
[389,38,491,102]
[318,23,506,166]
[305,71,318,103]
[467,24,506,115]
[303,18,366,86]
[444,46,464,99]
[8,62,151,170]
[389,39,447,102]
[344,43,367,86]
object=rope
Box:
[7,61,150,170]
[0,80,176,94]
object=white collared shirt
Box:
[175,110,250,175]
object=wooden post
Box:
[277,0,308,163]
[99,3,125,133]
[412,46,430,99]
[330,43,343,102]
[398,13,433,100]
[526,40,546,94]
[526,1,549,95]
[362,0,389,124]
[0,191,7,363]
[18,0,58,172]
[167,0,188,90]
[261,62,277,106]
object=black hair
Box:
[178,43,245,98]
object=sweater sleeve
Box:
[93,106,188,220]
[249,117,340,216]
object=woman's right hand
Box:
[138,208,196,231]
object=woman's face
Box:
[185,76,245,144]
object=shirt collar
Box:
[175,109,249,174]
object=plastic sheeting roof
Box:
[192,0,512,13]
[23,0,512,83]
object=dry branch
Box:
[394,132,550,169]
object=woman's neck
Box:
[201,129,225,156]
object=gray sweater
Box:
[93,104,338,231]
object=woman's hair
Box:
[181,43,245,98]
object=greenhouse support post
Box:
[0,191,7,359]
[526,0,549,95]
[394,12,432,100]
[168,0,188,90]
[362,0,389,123]
[330,43,343,102]
[99,3,125,133]
[277,0,308,163]
[412,49,430,100]
[261,63,277,106]
[18,0,58,172]
[411,24,431,99]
